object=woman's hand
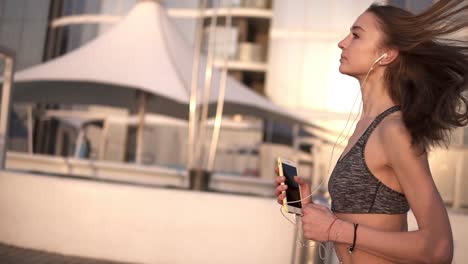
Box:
[274,167,311,208]
[302,203,338,242]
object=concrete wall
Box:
[1,171,467,263]
[0,171,295,264]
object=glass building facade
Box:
[45,0,136,59]
[0,0,50,70]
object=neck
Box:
[358,69,395,119]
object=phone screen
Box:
[282,163,302,209]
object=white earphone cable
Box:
[279,53,387,261]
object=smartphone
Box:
[277,157,302,215]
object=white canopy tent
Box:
[11,0,316,127]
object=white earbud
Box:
[368,53,388,72]
[374,53,387,65]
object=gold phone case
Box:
[277,157,302,215]
[277,157,289,213]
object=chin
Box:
[339,65,358,78]
[339,65,349,75]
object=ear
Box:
[379,49,399,65]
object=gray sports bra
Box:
[328,106,410,214]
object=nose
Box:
[338,38,345,50]
[338,40,344,50]
[337,34,348,50]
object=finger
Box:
[275,176,285,185]
[277,193,286,205]
[294,176,304,184]
[274,184,287,196]
[275,167,279,175]
[279,192,286,201]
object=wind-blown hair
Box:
[367,0,468,151]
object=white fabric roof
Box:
[46,109,262,130]
[12,1,316,127]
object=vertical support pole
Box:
[27,104,34,154]
[194,0,219,171]
[98,118,109,160]
[136,91,146,164]
[187,0,208,170]
[207,0,232,172]
[453,149,464,210]
[0,49,15,169]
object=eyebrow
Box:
[350,26,366,32]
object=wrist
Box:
[331,219,354,244]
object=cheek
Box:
[348,42,380,67]
[339,57,370,76]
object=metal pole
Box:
[194,0,219,170]
[54,125,63,156]
[74,127,85,158]
[27,104,34,154]
[207,1,232,172]
[98,117,109,160]
[292,124,300,165]
[0,47,15,169]
[452,148,464,210]
[267,119,274,143]
[136,91,146,164]
[187,0,208,170]
[311,138,322,190]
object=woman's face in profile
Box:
[337,11,385,79]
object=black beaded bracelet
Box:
[348,223,359,254]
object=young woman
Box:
[275,1,468,263]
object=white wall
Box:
[429,147,468,207]
[1,170,468,263]
[0,171,295,264]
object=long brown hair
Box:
[367,0,468,151]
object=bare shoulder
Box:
[377,115,411,146]
[376,114,424,162]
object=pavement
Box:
[0,243,137,264]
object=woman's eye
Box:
[352,33,359,38]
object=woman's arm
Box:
[329,120,453,264]
[330,217,451,264]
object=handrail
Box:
[5,152,275,197]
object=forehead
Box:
[352,11,380,33]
